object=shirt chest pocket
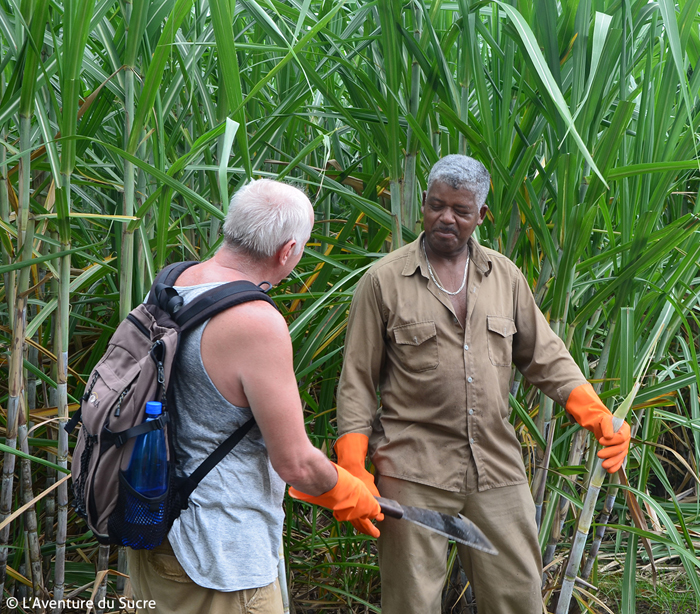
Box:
[392,321,439,372]
[487,315,517,367]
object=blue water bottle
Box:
[124,401,168,497]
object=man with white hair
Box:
[335,155,630,613]
[127,179,382,613]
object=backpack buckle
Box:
[154,284,184,315]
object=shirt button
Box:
[464,344,469,351]
[469,438,475,445]
[467,376,473,383]
[468,409,474,415]
[413,336,418,343]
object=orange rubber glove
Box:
[335,433,381,496]
[566,383,631,473]
[289,463,383,538]
[335,433,384,535]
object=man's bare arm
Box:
[202,301,338,495]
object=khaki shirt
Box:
[337,233,588,492]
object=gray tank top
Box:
[166,282,286,592]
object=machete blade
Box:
[376,497,498,555]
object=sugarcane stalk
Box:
[581,413,643,581]
[0,298,25,600]
[581,472,620,581]
[532,318,564,526]
[18,412,46,610]
[45,239,59,580]
[44,418,57,581]
[402,0,421,234]
[0,99,35,603]
[556,317,666,613]
[52,247,70,612]
[543,428,587,568]
[0,71,14,331]
[431,112,440,157]
[24,299,44,600]
[533,413,556,530]
[120,65,136,319]
[95,546,110,614]
[531,391,552,494]
[556,416,623,613]
[543,310,616,568]
[53,1,97,604]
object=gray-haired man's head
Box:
[222,179,314,260]
[427,155,491,206]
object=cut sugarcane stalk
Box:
[556,310,669,613]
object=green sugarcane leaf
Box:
[123,0,150,68]
[210,0,251,178]
[658,0,699,164]
[34,97,61,189]
[607,160,700,180]
[126,0,195,154]
[0,443,70,474]
[492,1,608,188]
[508,394,546,449]
[0,240,104,275]
[217,117,239,210]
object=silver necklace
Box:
[422,238,470,296]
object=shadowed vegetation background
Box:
[0,0,699,612]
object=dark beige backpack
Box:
[66,262,276,549]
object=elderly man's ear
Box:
[277,239,298,266]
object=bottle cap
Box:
[145,401,163,417]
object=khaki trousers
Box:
[126,538,283,614]
[377,474,542,614]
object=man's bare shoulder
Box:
[206,299,290,347]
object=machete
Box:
[376,496,498,555]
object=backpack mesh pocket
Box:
[108,471,174,550]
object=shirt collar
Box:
[403,232,493,278]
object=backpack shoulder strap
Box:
[175,280,278,332]
[154,261,198,287]
[176,417,255,506]
[147,261,199,314]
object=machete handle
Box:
[376,496,404,519]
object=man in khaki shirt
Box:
[335,155,631,614]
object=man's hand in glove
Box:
[334,432,385,535]
[566,383,631,473]
[289,463,384,538]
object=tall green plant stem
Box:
[52,1,97,602]
[0,106,34,602]
[53,243,70,611]
[45,237,59,579]
[557,313,667,613]
[402,1,422,233]
[533,320,564,527]
[0,70,13,330]
[533,410,555,529]
[120,70,136,319]
[542,428,586,568]
[18,415,45,609]
[543,318,616,568]
[581,475,620,581]
[556,425,621,614]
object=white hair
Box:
[222,179,314,259]
[427,155,491,206]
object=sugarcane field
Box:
[1,0,700,612]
